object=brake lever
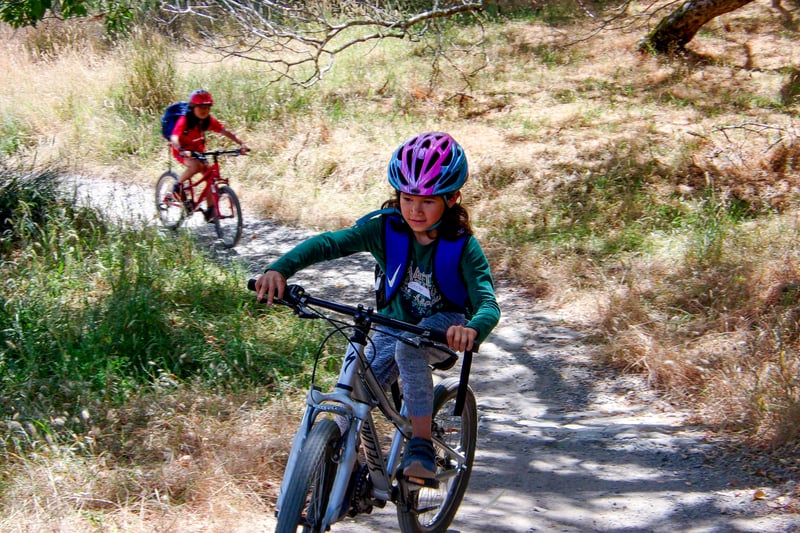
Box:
[272,297,317,319]
[294,305,318,319]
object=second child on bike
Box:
[254,131,500,486]
[170,89,249,207]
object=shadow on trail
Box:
[455,288,795,533]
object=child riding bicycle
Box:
[254,131,500,485]
[170,89,249,203]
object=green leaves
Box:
[0,0,48,28]
[0,0,88,28]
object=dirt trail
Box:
[72,177,800,533]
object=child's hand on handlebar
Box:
[446,325,477,352]
[255,270,286,305]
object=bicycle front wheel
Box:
[276,419,341,533]
[213,185,242,248]
[155,171,185,229]
[397,377,478,533]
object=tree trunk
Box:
[639,0,754,53]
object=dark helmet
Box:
[387,132,468,196]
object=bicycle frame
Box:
[252,283,475,531]
[182,151,234,217]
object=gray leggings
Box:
[366,312,465,418]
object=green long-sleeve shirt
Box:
[267,214,500,344]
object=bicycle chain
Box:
[348,463,378,517]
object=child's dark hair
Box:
[382,192,472,240]
[185,111,211,131]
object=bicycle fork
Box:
[275,339,373,530]
[274,327,416,530]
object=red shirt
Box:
[172,115,224,153]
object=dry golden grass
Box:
[0,386,295,531]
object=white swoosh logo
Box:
[387,264,403,288]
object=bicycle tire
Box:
[276,418,341,533]
[213,185,242,248]
[397,377,477,533]
[155,171,186,229]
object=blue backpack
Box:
[357,209,470,311]
[160,102,188,140]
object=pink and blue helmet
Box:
[387,132,468,196]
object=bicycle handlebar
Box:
[248,280,477,416]
[191,149,247,160]
[247,280,466,348]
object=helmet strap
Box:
[424,219,444,233]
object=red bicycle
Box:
[155,149,244,248]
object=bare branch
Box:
[565,0,698,49]
[714,122,799,154]
[160,0,485,87]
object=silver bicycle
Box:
[248,281,478,533]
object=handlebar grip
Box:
[246,279,303,307]
[425,328,449,346]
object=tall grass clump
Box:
[104,29,177,158]
[0,113,33,157]
[185,67,311,130]
[16,18,108,61]
[0,166,62,253]
[119,29,176,115]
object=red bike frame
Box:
[179,149,240,218]
[158,147,244,248]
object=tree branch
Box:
[160,0,484,87]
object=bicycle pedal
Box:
[403,474,439,489]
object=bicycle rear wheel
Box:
[155,171,185,229]
[276,419,341,533]
[397,377,477,533]
[213,185,242,248]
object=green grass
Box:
[0,112,32,156]
[0,169,331,459]
[483,0,589,25]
